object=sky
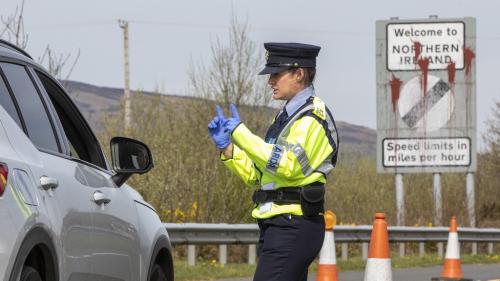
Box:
[1,0,500,145]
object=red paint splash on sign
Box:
[447,61,456,85]
[464,47,475,76]
[417,57,430,95]
[413,41,422,63]
[413,41,429,96]
[390,74,402,112]
[464,47,475,128]
[447,60,455,130]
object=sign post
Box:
[376,17,476,227]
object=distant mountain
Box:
[61,80,376,156]
[60,80,190,128]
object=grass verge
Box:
[174,254,500,281]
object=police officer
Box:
[208,42,338,281]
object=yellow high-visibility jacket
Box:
[221,96,338,219]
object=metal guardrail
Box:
[164,223,500,244]
[164,223,500,266]
[164,223,259,245]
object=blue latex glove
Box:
[222,104,241,134]
[208,106,231,149]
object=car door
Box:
[79,165,141,281]
[33,69,141,281]
[0,62,94,281]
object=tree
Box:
[188,15,271,107]
[483,100,500,160]
[475,99,500,226]
[0,0,28,49]
[97,16,277,224]
[38,45,80,81]
[1,0,80,81]
[188,15,278,141]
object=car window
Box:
[35,71,108,170]
[0,62,59,152]
[0,73,23,129]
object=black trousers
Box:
[253,214,325,281]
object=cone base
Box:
[316,264,338,281]
[431,277,474,281]
[441,258,463,279]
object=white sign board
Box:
[383,137,471,167]
[387,22,465,71]
[376,17,476,174]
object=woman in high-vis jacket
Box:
[208,42,338,281]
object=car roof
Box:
[0,39,32,58]
[0,39,44,65]
[0,39,52,76]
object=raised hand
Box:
[222,103,242,134]
[207,105,231,149]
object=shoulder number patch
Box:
[312,97,326,120]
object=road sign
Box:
[383,137,471,167]
[376,17,476,174]
[387,22,465,71]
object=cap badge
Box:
[265,51,269,61]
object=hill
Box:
[61,80,377,156]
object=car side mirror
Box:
[110,137,154,187]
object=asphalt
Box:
[216,264,500,281]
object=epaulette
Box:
[312,96,326,120]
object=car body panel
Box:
[0,41,172,281]
[0,108,46,281]
[134,201,171,280]
[82,166,141,281]
[33,153,95,281]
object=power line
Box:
[129,19,372,36]
[479,36,500,41]
[27,19,372,36]
[25,19,500,40]
[27,20,115,30]
[129,20,228,30]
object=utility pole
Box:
[118,19,131,134]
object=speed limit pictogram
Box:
[398,74,454,132]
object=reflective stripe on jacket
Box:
[221,96,338,219]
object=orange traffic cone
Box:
[432,216,472,281]
[363,213,392,281]
[316,210,338,281]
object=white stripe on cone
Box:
[319,230,336,264]
[445,232,460,259]
[364,258,392,281]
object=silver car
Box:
[0,40,173,281]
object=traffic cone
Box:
[363,213,392,281]
[316,210,338,281]
[431,216,472,281]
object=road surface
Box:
[216,264,500,281]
